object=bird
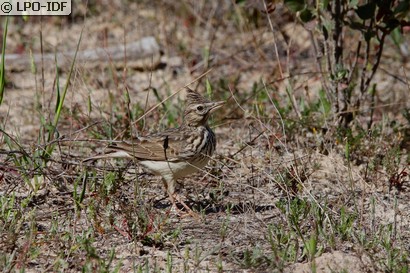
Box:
[84,88,224,216]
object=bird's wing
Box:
[108,128,197,161]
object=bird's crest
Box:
[185,88,210,105]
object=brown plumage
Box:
[85,88,224,216]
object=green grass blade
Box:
[44,27,84,157]
[54,55,60,113]
[0,16,9,106]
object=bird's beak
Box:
[209,101,225,113]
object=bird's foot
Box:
[169,194,200,220]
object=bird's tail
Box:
[83,145,133,162]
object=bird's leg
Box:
[162,178,199,219]
[162,179,180,212]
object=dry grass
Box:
[1,1,409,272]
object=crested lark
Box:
[85,88,224,215]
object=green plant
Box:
[0,16,8,106]
[336,206,356,240]
[240,246,267,269]
[166,250,173,273]
[0,25,83,195]
[285,0,410,128]
[43,29,83,160]
[267,224,298,270]
[73,171,88,212]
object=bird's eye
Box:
[196,105,204,111]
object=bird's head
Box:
[183,88,224,127]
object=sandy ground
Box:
[1,1,409,272]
